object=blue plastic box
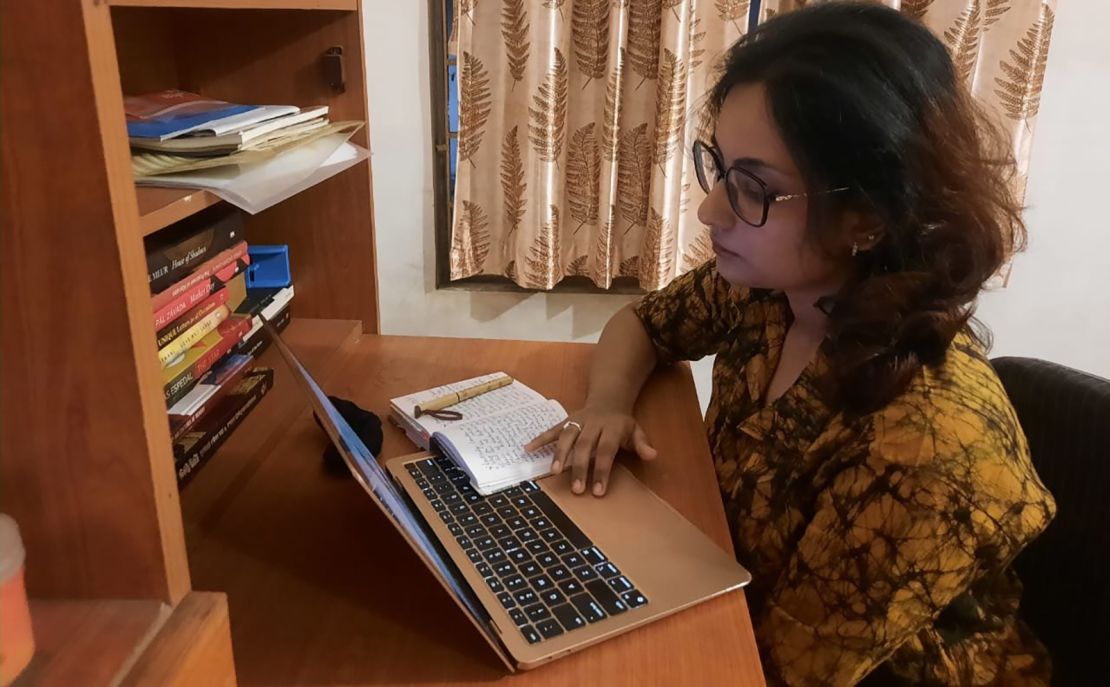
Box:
[246,245,292,288]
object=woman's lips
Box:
[711,239,742,260]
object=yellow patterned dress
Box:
[634,261,1056,687]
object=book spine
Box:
[164,317,252,407]
[169,361,255,441]
[147,210,241,293]
[175,369,273,486]
[232,304,291,359]
[153,279,214,330]
[150,241,247,313]
[158,306,229,368]
[155,286,230,348]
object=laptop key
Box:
[520,624,542,644]
[504,574,528,591]
[467,550,483,564]
[541,589,566,606]
[518,528,539,542]
[580,547,607,566]
[559,578,583,595]
[481,514,501,527]
[512,496,531,508]
[475,536,497,551]
[509,549,531,564]
[485,577,504,593]
[483,550,508,565]
[505,486,524,497]
[597,562,621,579]
[524,603,551,622]
[473,503,494,516]
[550,540,572,555]
[448,524,463,537]
[552,603,586,631]
[586,579,629,616]
[490,495,509,507]
[569,593,607,623]
[457,514,477,527]
[493,561,515,577]
[521,481,540,493]
[429,499,446,513]
[490,525,512,539]
[548,565,571,582]
[520,506,541,519]
[530,575,554,592]
[540,529,562,543]
[622,590,648,608]
[530,517,552,531]
[525,541,548,555]
[609,576,634,593]
[466,525,487,538]
[476,563,493,577]
[519,561,542,578]
[442,492,461,504]
[455,536,472,550]
[450,503,470,516]
[561,553,584,569]
[507,517,528,530]
[537,552,559,568]
[509,608,528,626]
[529,490,593,549]
[465,493,483,504]
[536,618,564,639]
[498,536,523,552]
[573,565,598,581]
[514,589,538,606]
[438,511,454,525]
[497,506,517,519]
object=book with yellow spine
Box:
[158,305,230,368]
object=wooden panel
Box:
[1,0,189,601]
[110,0,357,10]
[13,599,168,687]
[137,188,224,236]
[183,336,765,686]
[121,593,237,687]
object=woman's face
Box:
[698,83,850,294]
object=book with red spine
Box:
[163,316,252,407]
[151,250,248,329]
[168,353,254,440]
[155,287,229,349]
[150,241,248,314]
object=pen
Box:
[414,373,514,420]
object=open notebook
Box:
[389,373,568,495]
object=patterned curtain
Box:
[762,0,1058,206]
[450,1,750,291]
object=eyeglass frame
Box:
[692,139,850,228]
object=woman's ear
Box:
[840,209,884,255]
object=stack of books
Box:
[145,204,295,485]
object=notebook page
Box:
[436,399,567,486]
[391,374,548,438]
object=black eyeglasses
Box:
[692,140,848,227]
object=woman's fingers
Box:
[569,426,601,495]
[590,428,623,496]
[630,423,658,462]
[552,422,581,475]
[524,422,564,453]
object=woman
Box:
[526,3,1055,685]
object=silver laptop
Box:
[265,321,751,671]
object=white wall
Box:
[363,0,1109,406]
[975,0,1110,379]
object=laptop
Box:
[265,320,751,671]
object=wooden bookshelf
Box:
[1,0,378,683]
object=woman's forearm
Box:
[585,303,659,412]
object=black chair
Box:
[992,357,1110,686]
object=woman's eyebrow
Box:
[709,135,787,176]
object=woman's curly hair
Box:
[705,1,1026,415]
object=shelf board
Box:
[137,187,223,236]
[13,599,168,686]
[109,0,357,10]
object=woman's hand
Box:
[524,404,657,497]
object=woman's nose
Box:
[697,183,737,231]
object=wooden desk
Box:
[181,321,765,685]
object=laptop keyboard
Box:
[405,456,649,645]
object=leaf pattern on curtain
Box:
[943,0,982,85]
[500,0,529,87]
[902,0,935,21]
[994,5,1053,120]
[652,49,689,169]
[458,52,492,165]
[618,122,652,230]
[528,48,569,163]
[460,0,477,23]
[524,205,562,289]
[500,125,526,239]
[628,0,663,87]
[715,0,751,33]
[453,0,747,289]
[567,123,601,231]
[572,0,610,85]
[682,228,715,271]
[984,0,1012,29]
[451,201,490,277]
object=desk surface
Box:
[181,320,765,686]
